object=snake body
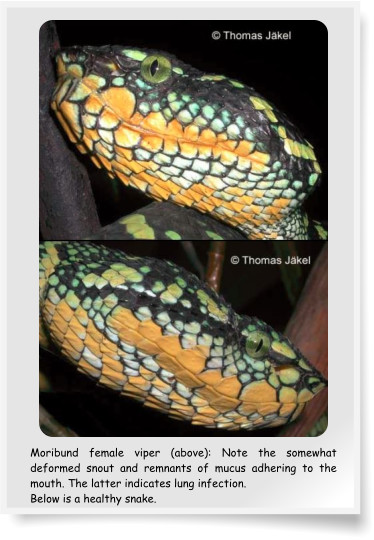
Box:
[39,242,327,431]
[51,46,326,240]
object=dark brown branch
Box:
[281,243,328,436]
[205,241,226,292]
[39,21,101,239]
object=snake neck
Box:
[237,209,327,240]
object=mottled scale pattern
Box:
[39,242,327,431]
[51,46,327,240]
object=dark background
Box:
[40,240,325,437]
[50,20,328,228]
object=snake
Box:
[50,45,327,241]
[39,241,327,432]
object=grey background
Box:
[4,2,358,513]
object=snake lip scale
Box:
[50,45,327,240]
[39,242,327,432]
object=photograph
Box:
[39,240,327,437]
[40,20,327,241]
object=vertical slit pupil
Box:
[150,59,159,76]
[255,339,263,353]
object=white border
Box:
[0,0,365,528]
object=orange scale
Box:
[165,119,184,138]
[252,416,267,426]
[121,383,148,399]
[175,349,207,375]
[198,201,215,213]
[191,416,215,426]
[82,135,94,151]
[183,124,200,141]
[90,155,102,168]
[169,403,194,416]
[240,380,277,403]
[114,145,133,160]
[192,184,214,197]
[250,161,270,174]
[217,132,228,142]
[156,352,181,375]
[48,322,65,347]
[268,417,287,428]
[96,155,112,171]
[114,125,141,148]
[212,147,222,159]
[101,354,125,374]
[198,129,217,145]
[99,375,124,392]
[185,188,203,203]
[135,170,156,186]
[84,94,105,115]
[219,150,237,166]
[55,300,75,323]
[163,179,182,195]
[112,170,131,186]
[197,145,212,159]
[179,141,198,158]
[129,111,145,126]
[99,87,136,120]
[213,376,242,399]
[128,376,152,392]
[99,337,119,354]
[137,338,161,356]
[140,136,163,152]
[129,176,149,192]
[143,160,160,172]
[173,369,204,389]
[272,198,291,209]
[230,201,245,214]
[209,395,240,413]
[168,409,188,421]
[196,406,220,419]
[149,183,172,201]
[169,391,189,406]
[75,143,87,154]
[139,366,156,381]
[172,193,195,207]
[64,328,85,353]
[198,370,223,386]
[152,377,173,393]
[238,141,256,157]
[108,310,137,332]
[140,112,168,132]
[163,139,179,155]
[224,186,245,197]
[101,364,127,385]
[77,358,101,379]
[83,127,100,143]
[221,140,238,151]
[114,153,132,169]
[98,108,121,130]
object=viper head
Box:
[235,317,327,406]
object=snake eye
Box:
[141,55,172,84]
[246,331,271,358]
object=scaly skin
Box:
[39,242,327,431]
[51,46,326,240]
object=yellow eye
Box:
[246,331,271,358]
[141,55,172,84]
